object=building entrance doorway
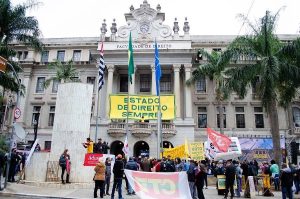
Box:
[110,140,124,156]
[134,141,149,158]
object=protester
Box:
[0,152,5,190]
[175,157,184,172]
[8,148,21,182]
[270,159,280,191]
[94,138,103,154]
[82,138,94,154]
[280,163,293,199]
[187,159,197,198]
[141,157,151,172]
[224,159,235,199]
[234,160,242,198]
[94,157,106,198]
[125,157,139,195]
[102,142,110,154]
[59,149,70,184]
[260,162,273,196]
[111,154,124,199]
[195,163,206,199]
[104,157,112,196]
[295,162,300,194]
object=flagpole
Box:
[126,73,130,158]
[95,89,100,142]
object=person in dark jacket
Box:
[0,152,5,190]
[224,159,236,199]
[280,163,293,199]
[94,139,103,154]
[187,159,196,198]
[195,163,206,199]
[8,148,21,182]
[125,157,138,195]
[104,157,112,196]
[111,154,124,199]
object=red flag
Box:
[207,128,231,152]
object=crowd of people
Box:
[90,154,300,199]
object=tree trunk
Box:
[287,103,294,134]
[268,98,282,166]
[218,100,224,134]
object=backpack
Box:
[59,155,66,166]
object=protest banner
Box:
[205,137,242,161]
[125,170,192,199]
[189,142,205,161]
[162,144,187,159]
[109,95,175,120]
[83,153,115,166]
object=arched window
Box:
[293,107,300,127]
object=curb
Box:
[0,192,89,199]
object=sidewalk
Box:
[0,180,293,199]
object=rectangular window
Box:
[57,50,65,62]
[197,107,207,128]
[120,75,128,92]
[140,74,151,92]
[41,51,49,63]
[195,76,206,93]
[44,141,51,150]
[87,77,96,93]
[48,106,55,126]
[235,107,245,128]
[252,76,260,94]
[23,51,28,60]
[35,77,45,93]
[52,79,59,93]
[17,51,22,60]
[254,107,264,128]
[73,50,81,62]
[31,106,41,126]
[160,74,171,92]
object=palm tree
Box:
[0,0,42,92]
[44,60,81,88]
[226,10,300,164]
[187,49,232,134]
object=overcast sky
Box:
[11,0,300,38]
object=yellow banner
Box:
[189,142,205,161]
[162,142,205,160]
[162,144,187,159]
[109,95,175,120]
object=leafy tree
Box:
[187,49,232,134]
[44,60,81,88]
[226,10,300,164]
[0,135,8,155]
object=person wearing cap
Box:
[111,154,124,199]
[94,157,106,198]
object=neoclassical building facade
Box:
[2,1,300,159]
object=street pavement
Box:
[0,181,295,199]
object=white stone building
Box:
[2,1,300,160]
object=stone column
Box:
[106,65,114,119]
[18,68,32,124]
[129,66,136,94]
[151,65,156,95]
[173,64,181,120]
[184,64,193,119]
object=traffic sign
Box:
[14,107,21,119]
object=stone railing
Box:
[161,122,176,138]
[107,122,126,137]
[131,122,153,138]
[294,127,300,134]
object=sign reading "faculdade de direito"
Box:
[109,95,175,120]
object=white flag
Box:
[122,135,129,157]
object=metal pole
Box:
[125,74,130,158]
[4,62,21,188]
[95,90,100,142]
